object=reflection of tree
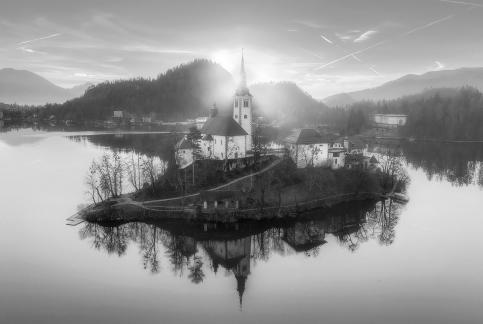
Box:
[188,256,205,284]
[77,199,403,304]
[69,133,178,161]
[334,198,402,250]
[400,141,483,188]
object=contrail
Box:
[403,15,454,36]
[439,0,483,8]
[314,40,387,71]
[320,34,334,44]
[18,33,61,45]
[315,13,455,71]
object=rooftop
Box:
[202,116,248,136]
[284,128,330,145]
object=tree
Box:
[186,126,203,185]
[252,124,268,169]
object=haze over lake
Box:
[1,129,482,324]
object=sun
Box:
[211,49,239,73]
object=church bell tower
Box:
[233,51,252,149]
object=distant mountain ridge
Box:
[323,67,483,107]
[0,68,90,105]
[36,61,326,126]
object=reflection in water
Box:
[79,199,402,307]
[69,133,178,160]
[368,141,483,187]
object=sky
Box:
[1,0,483,98]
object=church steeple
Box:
[233,50,253,150]
[240,49,247,91]
[236,49,249,95]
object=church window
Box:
[243,99,249,107]
[235,99,238,107]
[244,114,247,119]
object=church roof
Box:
[202,116,248,136]
[284,128,329,145]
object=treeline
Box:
[341,87,483,140]
[34,59,234,122]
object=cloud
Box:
[320,34,334,44]
[354,30,378,43]
[314,40,387,71]
[74,72,97,78]
[17,33,61,45]
[440,0,483,8]
[335,32,355,41]
[434,61,445,70]
[121,45,195,55]
[291,19,324,29]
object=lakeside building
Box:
[284,129,331,168]
[373,114,408,128]
[113,110,124,119]
[200,105,249,160]
[195,116,208,130]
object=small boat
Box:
[391,192,409,203]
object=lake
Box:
[1,128,482,324]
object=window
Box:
[244,114,247,119]
[235,114,238,119]
[234,100,238,107]
[221,153,224,158]
[243,99,249,107]
[333,152,339,157]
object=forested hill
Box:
[349,87,483,140]
[251,82,328,127]
[41,60,235,121]
[37,61,328,126]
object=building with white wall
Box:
[198,53,252,161]
[285,129,331,168]
[200,108,248,160]
[373,114,407,128]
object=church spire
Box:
[240,49,247,90]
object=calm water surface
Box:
[1,129,482,324]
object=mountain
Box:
[250,82,328,126]
[0,68,89,105]
[42,60,236,121]
[40,62,327,126]
[323,67,483,107]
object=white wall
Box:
[205,135,247,160]
[374,114,407,126]
[288,143,330,168]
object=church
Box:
[198,53,253,160]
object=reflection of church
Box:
[202,237,251,307]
